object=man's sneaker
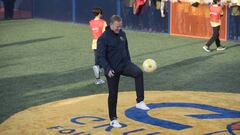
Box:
[95,79,105,85]
[203,45,211,52]
[109,119,122,128]
[216,46,226,51]
[136,101,150,110]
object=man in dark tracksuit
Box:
[97,15,150,128]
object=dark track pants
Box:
[206,26,221,47]
[105,62,144,120]
[3,1,15,19]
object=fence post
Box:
[72,0,76,22]
[227,6,231,40]
[32,0,35,18]
[168,0,171,34]
[116,0,121,16]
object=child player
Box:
[203,0,226,52]
[89,8,107,84]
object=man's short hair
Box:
[110,15,122,24]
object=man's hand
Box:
[108,70,115,78]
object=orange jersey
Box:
[133,0,147,14]
[89,19,106,40]
[209,5,222,23]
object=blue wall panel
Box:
[75,0,116,24]
[34,0,72,21]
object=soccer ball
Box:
[142,59,157,72]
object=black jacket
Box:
[97,26,131,74]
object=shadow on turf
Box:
[157,53,224,71]
[0,63,20,69]
[227,43,240,49]
[132,40,204,58]
[0,66,108,123]
[0,36,63,48]
[0,67,99,96]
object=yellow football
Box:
[142,59,157,72]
